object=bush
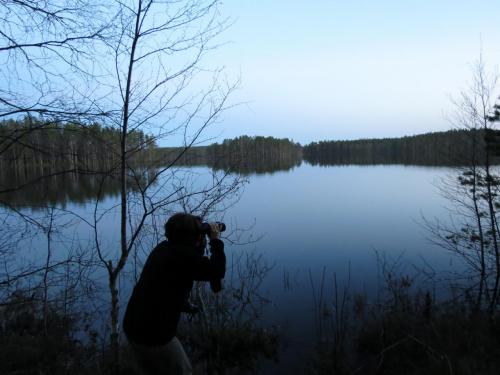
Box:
[0,292,98,375]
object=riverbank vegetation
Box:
[309,269,500,375]
[0,251,279,375]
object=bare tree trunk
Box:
[42,209,54,335]
[485,156,500,312]
[108,1,143,369]
[471,168,486,310]
[109,271,120,372]
[469,130,487,310]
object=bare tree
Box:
[0,0,109,119]
[63,0,245,368]
[0,1,111,341]
[424,56,500,312]
[0,1,244,371]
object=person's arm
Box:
[188,238,226,282]
[209,239,224,292]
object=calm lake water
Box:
[222,163,461,373]
[1,162,464,373]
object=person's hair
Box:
[164,213,202,246]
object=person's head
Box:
[164,213,204,247]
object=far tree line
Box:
[164,129,500,170]
[170,135,304,174]
[2,119,499,181]
[0,118,156,178]
[303,129,494,166]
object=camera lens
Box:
[200,221,226,234]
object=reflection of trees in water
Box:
[1,137,305,210]
[209,157,302,175]
[159,151,303,175]
[0,169,151,209]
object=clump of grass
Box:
[0,292,98,375]
[309,273,500,375]
[182,323,279,374]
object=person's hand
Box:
[209,222,220,240]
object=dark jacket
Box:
[123,238,225,346]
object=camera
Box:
[200,221,226,236]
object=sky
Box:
[199,0,500,145]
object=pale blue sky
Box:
[201,0,500,144]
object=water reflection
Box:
[0,168,162,209]
[0,160,305,208]
[0,172,119,208]
[209,158,302,175]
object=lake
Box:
[0,162,464,373]
[221,163,461,373]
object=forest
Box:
[0,118,158,198]
[3,119,499,182]
[156,135,303,174]
[303,129,489,166]
[0,118,156,175]
[158,129,500,172]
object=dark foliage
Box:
[183,324,279,373]
[303,129,489,166]
[157,136,302,174]
[0,292,99,375]
[310,282,500,375]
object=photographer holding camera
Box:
[123,213,226,375]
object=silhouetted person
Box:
[123,213,225,375]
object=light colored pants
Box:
[129,337,192,375]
